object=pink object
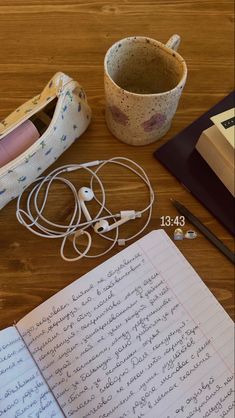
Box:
[0,120,40,168]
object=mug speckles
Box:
[141,113,166,132]
[104,35,187,146]
[108,105,129,126]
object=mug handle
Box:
[165,34,181,52]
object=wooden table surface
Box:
[0,0,234,330]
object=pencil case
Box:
[0,72,91,209]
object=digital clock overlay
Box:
[160,215,185,227]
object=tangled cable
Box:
[16,157,155,261]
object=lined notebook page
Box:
[17,230,234,418]
[0,326,64,417]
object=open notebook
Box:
[0,230,234,418]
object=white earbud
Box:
[78,187,94,222]
[94,211,140,234]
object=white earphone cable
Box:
[16,157,155,261]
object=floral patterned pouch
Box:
[0,72,91,209]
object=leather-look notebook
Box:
[154,91,235,236]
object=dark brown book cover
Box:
[154,91,235,235]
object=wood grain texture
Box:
[0,0,234,329]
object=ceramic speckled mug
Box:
[104,35,187,146]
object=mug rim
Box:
[104,35,187,97]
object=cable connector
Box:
[66,161,103,172]
[118,239,126,246]
[120,210,141,219]
[81,160,104,168]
